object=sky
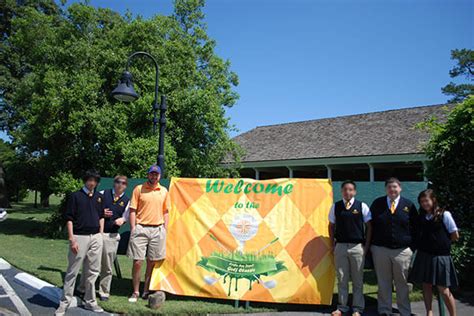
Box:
[1,0,472,141]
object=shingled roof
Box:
[233,104,452,163]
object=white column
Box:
[287,167,294,178]
[422,161,428,181]
[325,165,332,179]
[368,164,375,182]
[253,168,260,180]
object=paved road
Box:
[0,264,108,316]
[213,297,474,316]
[1,260,473,316]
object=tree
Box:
[442,49,474,103]
[0,139,30,205]
[422,97,474,287]
[0,141,14,207]
[0,0,241,205]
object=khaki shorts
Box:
[127,224,166,261]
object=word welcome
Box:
[206,179,294,196]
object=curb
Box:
[14,272,64,305]
[0,258,11,270]
[14,273,81,307]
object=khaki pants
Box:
[371,245,413,316]
[334,243,365,313]
[79,233,120,297]
[59,233,103,307]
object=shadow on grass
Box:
[7,206,56,214]
[364,269,378,287]
[0,203,64,240]
[0,217,50,238]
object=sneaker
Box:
[55,302,68,316]
[99,295,109,301]
[141,291,150,300]
[84,303,104,313]
[331,310,343,316]
[128,292,139,303]
[352,312,361,316]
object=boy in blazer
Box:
[329,180,372,316]
[370,177,418,316]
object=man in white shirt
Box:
[370,177,418,316]
[329,180,372,316]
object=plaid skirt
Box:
[408,250,458,287]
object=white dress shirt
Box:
[386,195,401,209]
[425,211,458,233]
[82,186,93,196]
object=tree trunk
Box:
[40,190,50,208]
[0,163,10,208]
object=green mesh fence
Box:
[97,178,169,196]
[98,178,427,209]
[331,181,429,207]
[98,178,427,255]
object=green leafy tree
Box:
[422,97,474,287]
[1,0,241,206]
[0,140,14,207]
[0,140,31,204]
[442,49,474,103]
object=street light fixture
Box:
[111,51,167,174]
[111,71,138,102]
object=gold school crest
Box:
[403,206,409,212]
[352,209,359,214]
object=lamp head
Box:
[111,70,139,102]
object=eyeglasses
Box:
[115,180,127,185]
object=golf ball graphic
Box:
[230,213,259,251]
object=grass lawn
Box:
[0,192,422,314]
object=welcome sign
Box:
[150,178,335,304]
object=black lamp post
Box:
[111,51,167,174]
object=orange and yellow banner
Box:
[150,178,335,304]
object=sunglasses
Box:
[115,180,127,185]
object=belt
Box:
[139,224,163,227]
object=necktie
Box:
[345,201,351,210]
[114,196,119,203]
[390,200,396,213]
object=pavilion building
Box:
[229,104,451,182]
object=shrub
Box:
[421,97,474,288]
[44,172,81,238]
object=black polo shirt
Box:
[64,189,104,235]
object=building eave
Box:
[223,153,428,169]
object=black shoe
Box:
[74,290,84,299]
[99,296,109,302]
[141,291,150,300]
